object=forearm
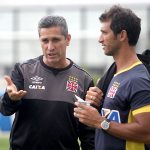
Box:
[0,63,25,115]
[0,92,21,116]
[106,121,150,143]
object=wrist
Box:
[100,118,110,130]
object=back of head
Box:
[38,15,68,37]
[138,49,150,74]
[99,5,141,46]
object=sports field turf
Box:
[0,137,82,150]
[0,137,9,150]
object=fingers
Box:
[74,102,93,119]
[85,87,103,106]
[4,75,27,101]
[74,102,101,128]
[89,87,103,96]
[8,90,27,101]
[15,90,27,98]
[74,101,90,109]
[4,75,14,86]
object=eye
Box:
[101,31,107,35]
[41,38,49,43]
[52,38,61,43]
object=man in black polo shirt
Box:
[0,15,95,150]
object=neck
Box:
[114,46,140,73]
[43,57,70,68]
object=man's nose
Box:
[98,35,103,43]
[48,41,54,50]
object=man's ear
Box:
[119,30,127,42]
[66,34,71,46]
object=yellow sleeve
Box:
[132,105,150,116]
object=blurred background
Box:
[0,0,150,148]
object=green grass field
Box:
[0,136,9,150]
[0,137,82,150]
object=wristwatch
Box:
[101,119,110,130]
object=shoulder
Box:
[133,64,150,79]
[72,62,92,79]
[21,56,41,66]
[128,65,150,89]
[16,56,41,68]
[12,56,42,75]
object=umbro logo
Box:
[31,76,43,82]
[29,75,45,90]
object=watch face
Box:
[101,120,110,130]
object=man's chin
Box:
[104,51,113,56]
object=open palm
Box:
[4,76,27,101]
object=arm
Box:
[78,79,95,150]
[0,63,27,116]
[85,63,116,107]
[108,112,150,143]
[74,103,150,143]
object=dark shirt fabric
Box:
[96,57,150,150]
[0,56,95,150]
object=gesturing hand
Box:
[4,75,27,101]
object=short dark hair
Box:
[38,16,68,37]
[99,5,141,46]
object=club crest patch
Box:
[66,76,78,93]
[107,81,120,98]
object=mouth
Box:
[101,45,105,50]
[46,53,57,59]
[48,53,57,57]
